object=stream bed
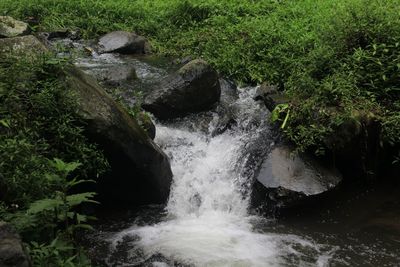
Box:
[69,49,400,267]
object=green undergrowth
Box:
[2,0,395,159]
[0,0,399,155]
[0,52,108,265]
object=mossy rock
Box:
[65,66,173,204]
[0,16,29,38]
[0,35,46,54]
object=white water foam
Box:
[110,87,332,266]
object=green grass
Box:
[1,0,399,156]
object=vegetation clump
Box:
[0,53,108,265]
[1,0,398,160]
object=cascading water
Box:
[106,86,331,267]
[72,52,400,267]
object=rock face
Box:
[65,66,172,204]
[98,31,151,54]
[0,35,46,54]
[142,59,221,119]
[252,144,342,210]
[254,82,287,112]
[0,221,30,267]
[0,16,29,38]
[0,35,172,205]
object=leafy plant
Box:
[271,103,290,129]
[27,159,97,238]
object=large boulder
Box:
[1,35,172,205]
[65,66,172,204]
[0,16,29,38]
[251,144,342,211]
[0,35,46,54]
[142,59,221,119]
[97,31,151,54]
[0,221,30,267]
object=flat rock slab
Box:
[98,31,150,54]
[258,146,341,195]
[252,144,342,209]
[0,16,29,38]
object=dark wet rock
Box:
[208,78,238,135]
[325,111,384,180]
[98,31,151,54]
[0,16,29,38]
[254,82,288,112]
[65,66,172,204]
[219,78,238,106]
[142,59,221,120]
[0,221,31,267]
[252,144,342,210]
[0,35,46,54]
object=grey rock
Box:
[0,221,30,267]
[98,31,151,54]
[0,16,29,38]
[142,59,221,120]
[252,144,342,209]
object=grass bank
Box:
[1,0,399,159]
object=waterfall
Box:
[109,87,330,267]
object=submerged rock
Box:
[65,67,172,204]
[0,16,29,38]
[85,63,138,86]
[98,31,151,54]
[0,221,30,267]
[252,144,342,210]
[142,59,221,119]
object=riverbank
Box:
[1,0,399,168]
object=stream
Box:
[69,47,400,267]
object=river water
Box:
[74,52,400,267]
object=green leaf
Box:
[66,192,98,207]
[51,158,81,174]
[28,198,63,214]
[67,178,96,188]
[0,119,10,128]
